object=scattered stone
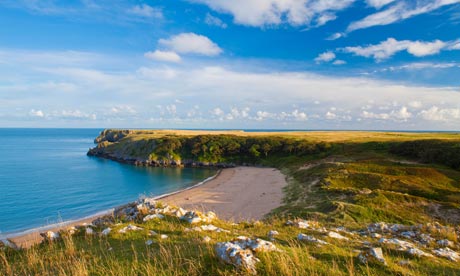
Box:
[297,234,328,245]
[203,236,212,243]
[148,230,158,236]
[432,247,460,262]
[379,238,415,251]
[215,242,258,275]
[0,239,18,250]
[407,247,433,258]
[160,234,168,240]
[181,211,203,224]
[92,216,115,227]
[419,233,435,244]
[85,227,94,235]
[40,231,60,242]
[143,214,164,222]
[327,231,349,240]
[358,247,387,266]
[175,207,187,218]
[268,230,279,240]
[400,231,416,239]
[398,260,411,266]
[101,227,112,236]
[118,224,143,234]
[370,233,381,239]
[145,239,153,246]
[437,239,454,248]
[200,224,230,233]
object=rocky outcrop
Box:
[94,129,133,143]
[215,236,279,275]
[358,247,387,266]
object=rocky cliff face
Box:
[87,129,237,168]
[94,129,133,143]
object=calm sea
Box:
[0,128,216,235]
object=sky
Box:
[0,0,459,130]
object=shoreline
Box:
[4,166,286,248]
[1,171,222,247]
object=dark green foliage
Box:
[146,135,334,164]
[390,140,460,170]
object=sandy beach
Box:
[6,166,287,248]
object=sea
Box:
[0,128,216,236]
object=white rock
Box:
[200,224,230,233]
[407,247,433,258]
[358,247,387,266]
[118,224,143,234]
[101,227,112,236]
[327,231,349,240]
[180,211,202,224]
[370,233,381,239]
[160,234,168,240]
[41,231,60,241]
[148,230,158,236]
[146,239,153,246]
[379,238,415,250]
[297,234,328,245]
[215,242,259,275]
[268,230,279,240]
[248,238,279,252]
[400,231,416,239]
[175,208,187,218]
[432,247,460,262]
[85,227,94,235]
[398,260,411,266]
[67,226,77,235]
[437,239,454,248]
[203,236,212,243]
[143,214,164,222]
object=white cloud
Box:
[384,62,460,71]
[361,110,390,120]
[190,0,354,27]
[406,40,446,57]
[342,38,458,61]
[144,50,181,63]
[29,109,44,118]
[419,106,460,122]
[3,49,460,129]
[326,33,344,40]
[391,106,412,121]
[408,101,423,109]
[205,13,228,28]
[325,111,337,119]
[314,51,336,63]
[57,110,97,120]
[211,107,224,116]
[333,60,346,65]
[347,0,458,32]
[159,33,222,56]
[291,110,308,121]
[365,0,396,9]
[128,4,163,18]
[315,13,337,26]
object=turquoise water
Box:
[0,129,216,235]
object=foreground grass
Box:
[2,216,459,276]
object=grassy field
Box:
[2,130,460,275]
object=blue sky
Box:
[0,0,459,130]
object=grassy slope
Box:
[2,130,460,275]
